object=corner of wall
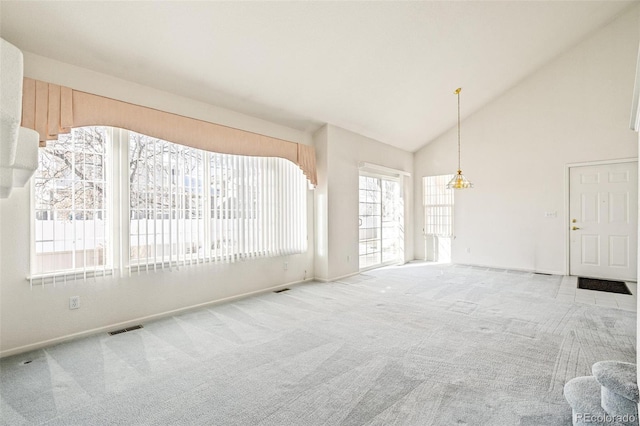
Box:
[312,125,329,280]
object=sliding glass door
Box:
[358,175,403,270]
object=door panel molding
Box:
[580,234,600,265]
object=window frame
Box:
[30,126,114,284]
[29,126,309,284]
[423,174,455,238]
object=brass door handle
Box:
[572,226,580,230]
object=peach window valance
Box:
[20,78,317,186]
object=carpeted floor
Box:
[0,263,636,425]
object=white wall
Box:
[315,124,413,281]
[0,54,315,357]
[414,7,640,274]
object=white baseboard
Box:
[0,277,315,359]
[1,261,569,358]
[314,271,361,283]
[456,262,564,276]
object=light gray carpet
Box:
[0,263,636,425]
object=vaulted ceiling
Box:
[1,1,637,152]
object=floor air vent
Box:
[108,325,143,336]
[274,288,290,293]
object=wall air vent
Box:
[108,325,143,336]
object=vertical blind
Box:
[128,131,307,273]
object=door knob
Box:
[572,226,580,230]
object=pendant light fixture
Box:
[446,88,474,189]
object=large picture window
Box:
[31,126,309,282]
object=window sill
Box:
[27,268,114,286]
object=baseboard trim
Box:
[456,262,564,276]
[314,271,360,283]
[0,277,315,359]
[316,262,410,283]
[1,262,570,358]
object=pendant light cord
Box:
[455,88,461,172]
[447,87,472,189]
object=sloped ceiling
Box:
[1,1,637,152]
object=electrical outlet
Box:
[466,248,471,254]
[69,296,80,310]
[347,255,350,262]
[283,262,288,271]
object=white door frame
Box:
[565,157,638,277]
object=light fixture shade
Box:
[446,170,474,189]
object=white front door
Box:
[569,161,638,281]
